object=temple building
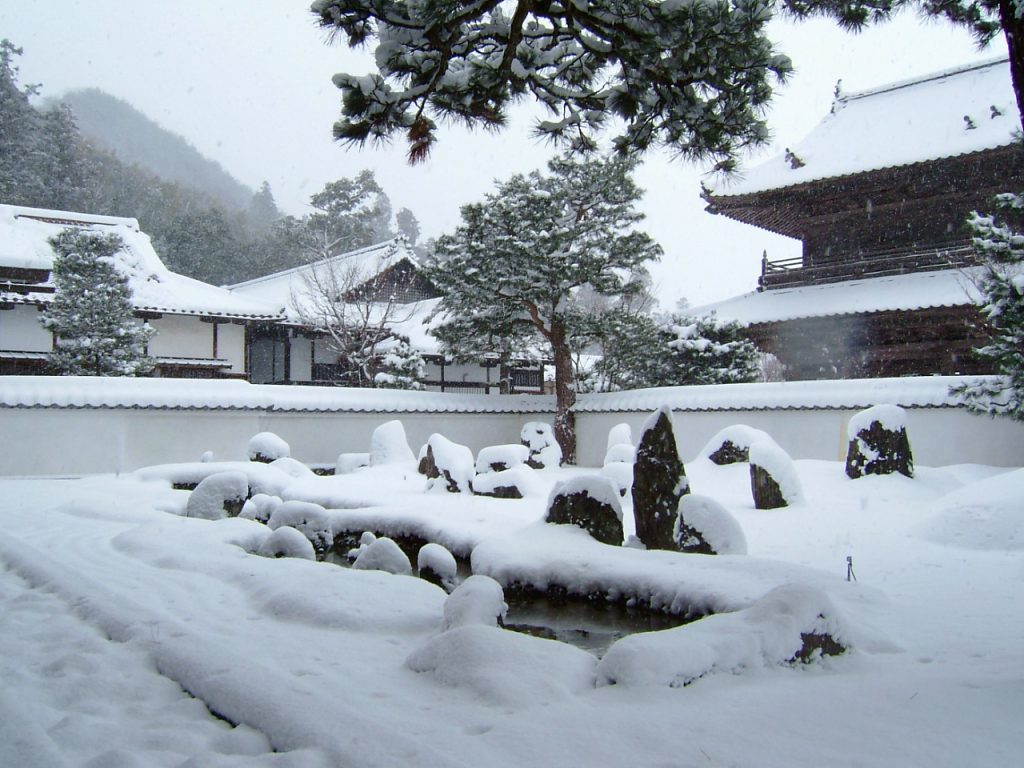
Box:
[698,57,1023,380]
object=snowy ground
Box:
[1,447,1022,767]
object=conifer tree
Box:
[41,229,154,377]
[312,2,1024,163]
[954,191,1024,419]
[425,154,662,461]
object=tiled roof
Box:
[0,204,284,321]
[709,57,1018,198]
[691,268,984,326]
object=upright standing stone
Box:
[845,404,914,479]
[631,406,689,550]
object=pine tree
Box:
[593,312,760,391]
[425,154,662,462]
[312,3,1023,163]
[953,191,1024,419]
[41,229,154,377]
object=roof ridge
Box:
[2,203,140,231]
[226,237,404,289]
[841,55,1010,104]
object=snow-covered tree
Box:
[953,191,1024,419]
[292,246,425,389]
[41,229,154,377]
[276,171,393,266]
[311,2,1023,164]
[425,154,662,461]
[592,312,759,391]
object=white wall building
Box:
[0,204,283,378]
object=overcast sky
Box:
[0,1,1010,307]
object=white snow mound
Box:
[443,575,507,631]
[596,584,851,687]
[369,420,415,466]
[248,431,290,462]
[352,537,412,575]
[697,424,773,461]
[185,471,248,521]
[678,494,747,555]
[475,444,530,474]
[912,468,1024,551]
[258,526,316,560]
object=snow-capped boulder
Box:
[257,526,316,560]
[606,422,633,452]
[269,456,314,479]
[545,476,624,546]
[185,471,248,520]
[369,420,416,466]
[675,494,747,555]
[698,424,773,465]
[596,584,850,688]
[632,406,689,550]
[238,493,282,525]
[420,434,474,493]
[352,536,413,575]
[443,575,507,630]
[603,442,635,465]
[845,404,914,479]
[476,444,530,474]
[520,422,562,468]
[473,465,541,499]
[336,452,370,475]
[267,500,332,559]
[345,531,377,561]
[417,543,459,592]
[600,460,634,497]
[248,431,290,463]
[749,439,801,510]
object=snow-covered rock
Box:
[600,460,634,497]
[369,420,415,466]
[257,526,316,560]
[417,543,458,592]
[846,404,914,479]
[269,456,314,479]
[267,500,332,558]
[185,471,248,520]
[352,537,412,575]
[606,423,633,453]
[336,452,370,475]
[697,424,773,465]
[632,406,689,550]
[473,465,543,499]
[749,439,802,509]
[545,475,624,546]
[238,493,282,525]
[596,584,851,687]
[912,468,1024,550]
[134,461,292,498]
[476,444,530,474]
[603,442,635,465]
[520,422,562,468]
[247,431,290,463]
[442,575,507,630]
[675,494,747,555]
[421,434,475,493]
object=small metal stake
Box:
[846,555,857,582]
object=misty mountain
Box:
[55,88,255,212]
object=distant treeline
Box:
[0,40,421,286]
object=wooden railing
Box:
[758,243,978,291]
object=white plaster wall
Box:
[1,404,1020,477]
[218,322,247,374]
[289,337,313,382]
[574,408,1024,468]
[148,315,212,360]
[1,305,52,352]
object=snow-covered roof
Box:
[691,268,983,326]
[228,238,416,314]
[0,373,996,414]
[0,376,556,413]
[0,204,284,321]
[710,57,1018,198]
[572,375,990,413]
